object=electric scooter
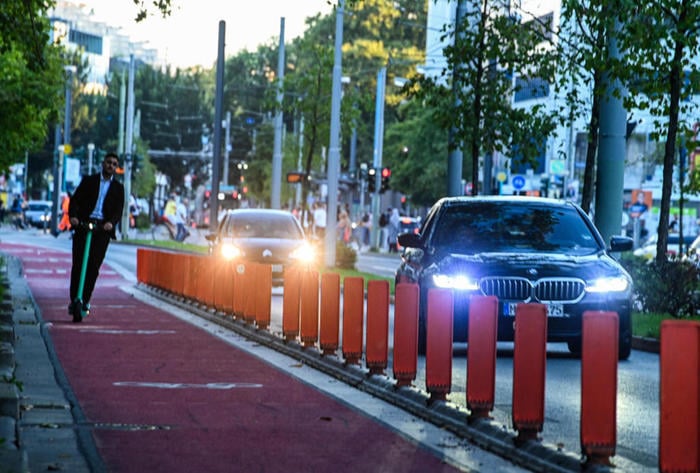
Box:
[69,221,94,323]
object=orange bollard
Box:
[299,269,319,348]
[393,283,419,387]
[341,277,364,365]
[136,248,146,284]
[319,273,340,356]
[581,311,618,467]
[659,320,700,473]
[172,253,187,298]
[242,263,257,323]
[425,288,453,404]
[232,262,245,318]
[212,259,228,312]
[466,295,498,420]
[221,261,234,314]
[512,303,547,445]
[255,264,272,330]
[366,280,390,376]
[282,266,301,341]
[201,256,215,308]
[183,254,197,301]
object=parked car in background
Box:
[24,200,53,229]
[206,209,316,286]
[396,216,420,251]
[633,233,696,260]
[395,196,635,360]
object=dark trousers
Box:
[70,227,111,304]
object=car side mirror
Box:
[397,232,421,249]
[609,236,633,252]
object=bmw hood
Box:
[432,251,630,280]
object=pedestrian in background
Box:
[313,201,327,240]
[388,208,401,253]
[58,192,71,232]
[68,152,125,322]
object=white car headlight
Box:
[290,243,315,263]
[220,243,242,260]
[586,275,630,293]
[432,274,479,291]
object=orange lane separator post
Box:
[341,276,364,365]
[425,288,453,404]
[366,280,390,376]
[466,295,498,421]
[222,261,234,315]
[242,263,257,324]
[213,259,227,313]
[136,248,146,284]
[581,311,618,467]
[299,269,319,348]
[255,264,272,330]
[191,255,204,306]
[282,266,301,342]
[393,283,419,387]
[659,320,700,473]
[319,272,340,356]
[164,252,175,294]
[173,253,187,299]
[512,303,547,446]
[232,262,245,318]
[181,254,194,301]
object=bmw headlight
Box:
[586,275,630,293]
[220,243,242,260]
[290,243,315,263]
[432,273,479,291]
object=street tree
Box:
[620,0,700,264]
[410,0,558,196]
[0,0,64,171]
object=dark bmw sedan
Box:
[206,209,316,285]
[396,196,635,360]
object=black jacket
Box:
[68,173,125,239]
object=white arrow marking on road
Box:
[114,382,263,389]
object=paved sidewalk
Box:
[0,242,530,473]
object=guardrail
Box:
[136,248,699,473]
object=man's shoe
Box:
[81,303,90,318]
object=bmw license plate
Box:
[503,302,566,317]
[271,264,283,273]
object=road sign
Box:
[512,175,526,190]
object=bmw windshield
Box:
[430,203,602,256]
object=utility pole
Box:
[210,21,225,228]
[594,15,626,243]
[120,55,135,239]
[448,0,467,196]
[52,65,76,236]
[370,66,386,250]
[271,17,285,209]
[325,0,345,268]
[223,111,231,186]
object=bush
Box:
[620,254,700,317]
[135,213,151,230]
[335,241,357,270]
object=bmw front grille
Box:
[479,277,585,303]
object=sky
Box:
[84,0,333,68]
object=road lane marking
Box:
[113,382,263,390]
[80,329,177,335]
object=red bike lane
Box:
[5,243,468,473]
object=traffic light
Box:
[367,167,377,193]
[380,167,391,193]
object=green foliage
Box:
[335,241,357,270]
[0,0,64,169]
[620,254,700,318]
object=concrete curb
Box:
[0,267,28,472]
